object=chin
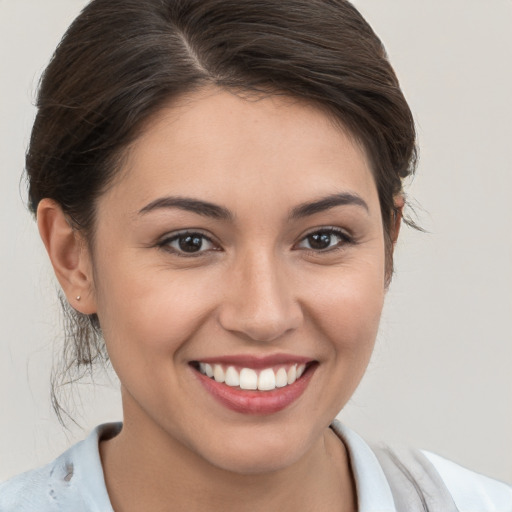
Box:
[195,426,316,476]
[207,447,303,476]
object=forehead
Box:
[104,87,379,218]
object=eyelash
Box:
[157,227,355,258]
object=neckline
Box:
[77,421,396,512]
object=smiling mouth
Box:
[190,361,315,391]
[190,358,318,414]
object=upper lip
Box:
[191,353,314,369]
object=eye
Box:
[296,227,353,252]
[158,231,219,257]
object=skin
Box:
[38,87,401,512]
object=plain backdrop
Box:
[1,0,511,484]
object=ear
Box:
[384,195,405,290]
[391,194,405,247]
[37,199,97,314]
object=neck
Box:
[100,396,356,512]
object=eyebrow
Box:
[290,192,369,219]
[139,196,234,221]
[138,192,369,221]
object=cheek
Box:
[303,255,386,359]
[93,255,221,359]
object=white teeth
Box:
[204,363,214,378]
[224,366,240,387]
[258,368,276,391]
[239,368,258,390]
[213,364,225,383]
[197,362,309,390]
[287,365,297,384]
[275,368,288,388]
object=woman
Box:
[1,0,511,510]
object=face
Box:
[89,88,387,474]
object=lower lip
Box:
[193,364,317,415]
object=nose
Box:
[217,250,303,343]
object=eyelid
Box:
[158,228,213,243]
[299,225,352,239]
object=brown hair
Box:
[26,0,417,422]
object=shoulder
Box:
[421,450,512,512]
[373,443,512,512]
[331,420,512,512]
[0,423,120,512]
[0,454,78,512]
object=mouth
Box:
[190,361,310,391]
[189,357,318,415]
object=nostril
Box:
[218,313,301,344]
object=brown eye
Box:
[308,232,334,250]
[297,228,353,252]
[178,234,205,253]
[158,231,218,256]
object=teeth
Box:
[239,368,258,390]
[225,366,240,387]
[287,365,297,385]
[258,368,276,391]
[275,368,288,388]
[197,362,309,390]
[213,365,225,383]
[204,363,214,378]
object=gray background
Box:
[1,0,511,483]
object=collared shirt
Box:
[1,422,511,511]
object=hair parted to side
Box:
[26,0,418,424]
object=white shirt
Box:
[1,422,511,511]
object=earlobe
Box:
[37,199,97,314]
[391,195,405,247]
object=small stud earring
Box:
[76,296,81,301]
